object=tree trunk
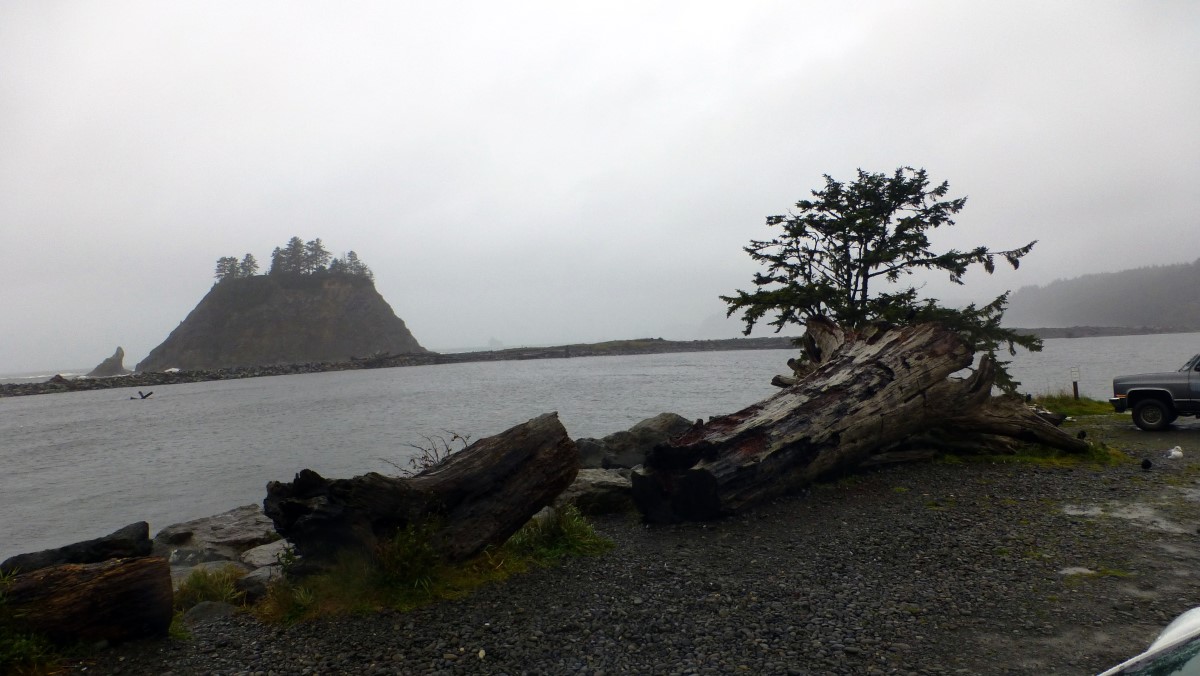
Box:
[264,412,579,565]
[632,319,1088,523]
[4,557,173,644]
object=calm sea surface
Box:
[3,332,1199,556]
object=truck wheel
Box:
[1132,400,1171,431]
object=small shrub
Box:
[381,432,472,477]
[174,565,246,611]
[505,505,613,562]
[275,545,300,576]
[255,578,320,624]
[373,521,443,593]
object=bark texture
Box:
[4,557,173,644]
[633,319,1088,523]
[264,412,578,564]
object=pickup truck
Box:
[1110,353,1200,430]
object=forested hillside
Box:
[1005,258,1200,330]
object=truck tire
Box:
[1132,399,1171,431]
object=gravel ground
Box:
[66,415,1200,675]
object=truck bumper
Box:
[1109,397,1127,413]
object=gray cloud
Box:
[2,1,1197,372]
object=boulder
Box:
[1,522,151,575]
[86,346,132,378]
[241,539,291,569]
[153,504,279,565]
[576,412,694,469]
[235,565,282,603]
[575,438,608,469]
[554,468,635,515]
[181,601,238,627]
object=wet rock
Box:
[576,412,693,469]
[182,601,238,627]
[235,565,282,603]
[241,539,290,569]
[555,468,635,515]
[153,504,279,565]
[1,521,151,575]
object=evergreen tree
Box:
[214,256,240,282]
[722,167,1039,391]
[268,246,285,275]
[283,236,307,273]
[239,253,259,277]
[305,238,331,273]
[343,250,374,280]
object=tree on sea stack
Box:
[632,168,1087,523]
[721,166,1038,392]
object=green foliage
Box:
[275,544,300,577]
[256,506,612,624]
[0,570,58,675]
[505,505,614,562]
[174,565,246,611]
[238,253,259,277]
[216,237,371,281]
[329,250,373,281]
[372,521,443,593]
[168,610,191,640]
[722,167,1040,392]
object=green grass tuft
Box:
[174,564,247,611]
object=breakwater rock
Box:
[2,336,800,398]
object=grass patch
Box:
[174,564,247,612]
[257,505,612,624]
[1032,393,1115,417]
[942,439,1129,468]
[0,571,59,676]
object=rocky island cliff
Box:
[136,273,426,372]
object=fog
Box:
[2,1,1197,373]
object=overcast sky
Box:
[2,1,1197,373]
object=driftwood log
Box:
[264,412,578,565]
[632,318,1089,523]
[4,557,173,644]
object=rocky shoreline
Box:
[51,416,1200,675]
[1,337,800,398]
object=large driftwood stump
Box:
[4,557,173,644]
[264,412,578,564]
[633,319,1088,523]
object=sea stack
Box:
[86,347,133,377]
[136,273,426,372]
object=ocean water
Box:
[3,333,1198,557]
